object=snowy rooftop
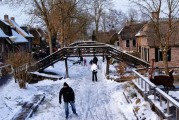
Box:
[0,28,8,38]
[10,20,34,38]
[0,18,10,26]
[10,29,28,43]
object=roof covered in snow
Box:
[0,28,8,38]
[10,29,28,43]
[9,20,34,38]
[0,18,10,26]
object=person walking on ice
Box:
[91,62,98,82]
[59,82,78,119]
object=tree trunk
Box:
[48,31,53,54]
[95,22,99,39]
[163,51,169,75]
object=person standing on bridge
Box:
[59,82,78,119]
[91,63,98,82]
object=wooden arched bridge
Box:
[14,41,150,79]
[29,41,149,76]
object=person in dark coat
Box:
[93,56,98,65]
[89,59,93,65]
[59,82,78,119]
[84,58,87,66]
[80,56,83,65]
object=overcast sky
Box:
[0,0,131,25]
[113,0,130,11]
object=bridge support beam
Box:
[106,56,110,76]
[65,58,69,78]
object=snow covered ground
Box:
[0,57,159,120]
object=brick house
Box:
[135,19,179,67]
[118,21,146,51]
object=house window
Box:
[126,40,130,47]
[155,48,171,62]
[144,48,149,61]
[133,39,136,47]
[138,46,141,53]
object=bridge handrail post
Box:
[141,78,143,89]
[167,100,170,115]
[176,108,179,120]
[138,77,140,86]
[154,89,156,101]
[145,82,147,93]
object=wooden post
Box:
[141,78,143,88]
[176,108,179,120]
[160,95,162,106]
[154,89,156,101]
[65,57,69,78]
[167,100,170,115]
[102,51,105,62]
[102,55,105,62]
[14,70,17,83]
[106,56,110,75]
[138,77,140,85]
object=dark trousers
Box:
[92,71,97,81]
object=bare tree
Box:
[34,0,55,54]
[3,0,91,49]
[53,0,91,46]
[127,8,139,22]
[130,0,179,74]
[101,9,126,32]
[88,0,112,35]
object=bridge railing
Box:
[63,45,109,57]
[14,42,151,74]
[14,63,29,73]
[69,41,97,46]
[30,48,65,71]
[107,45,150,67]
[132,69,179,119]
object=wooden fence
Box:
[132,67,179,120]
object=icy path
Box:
[29,60,136,120]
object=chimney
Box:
[4,14,9,22]
[151,12,159,21]
[125,20,130,26]
[125,19,135,26]
[11,17,15,21]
